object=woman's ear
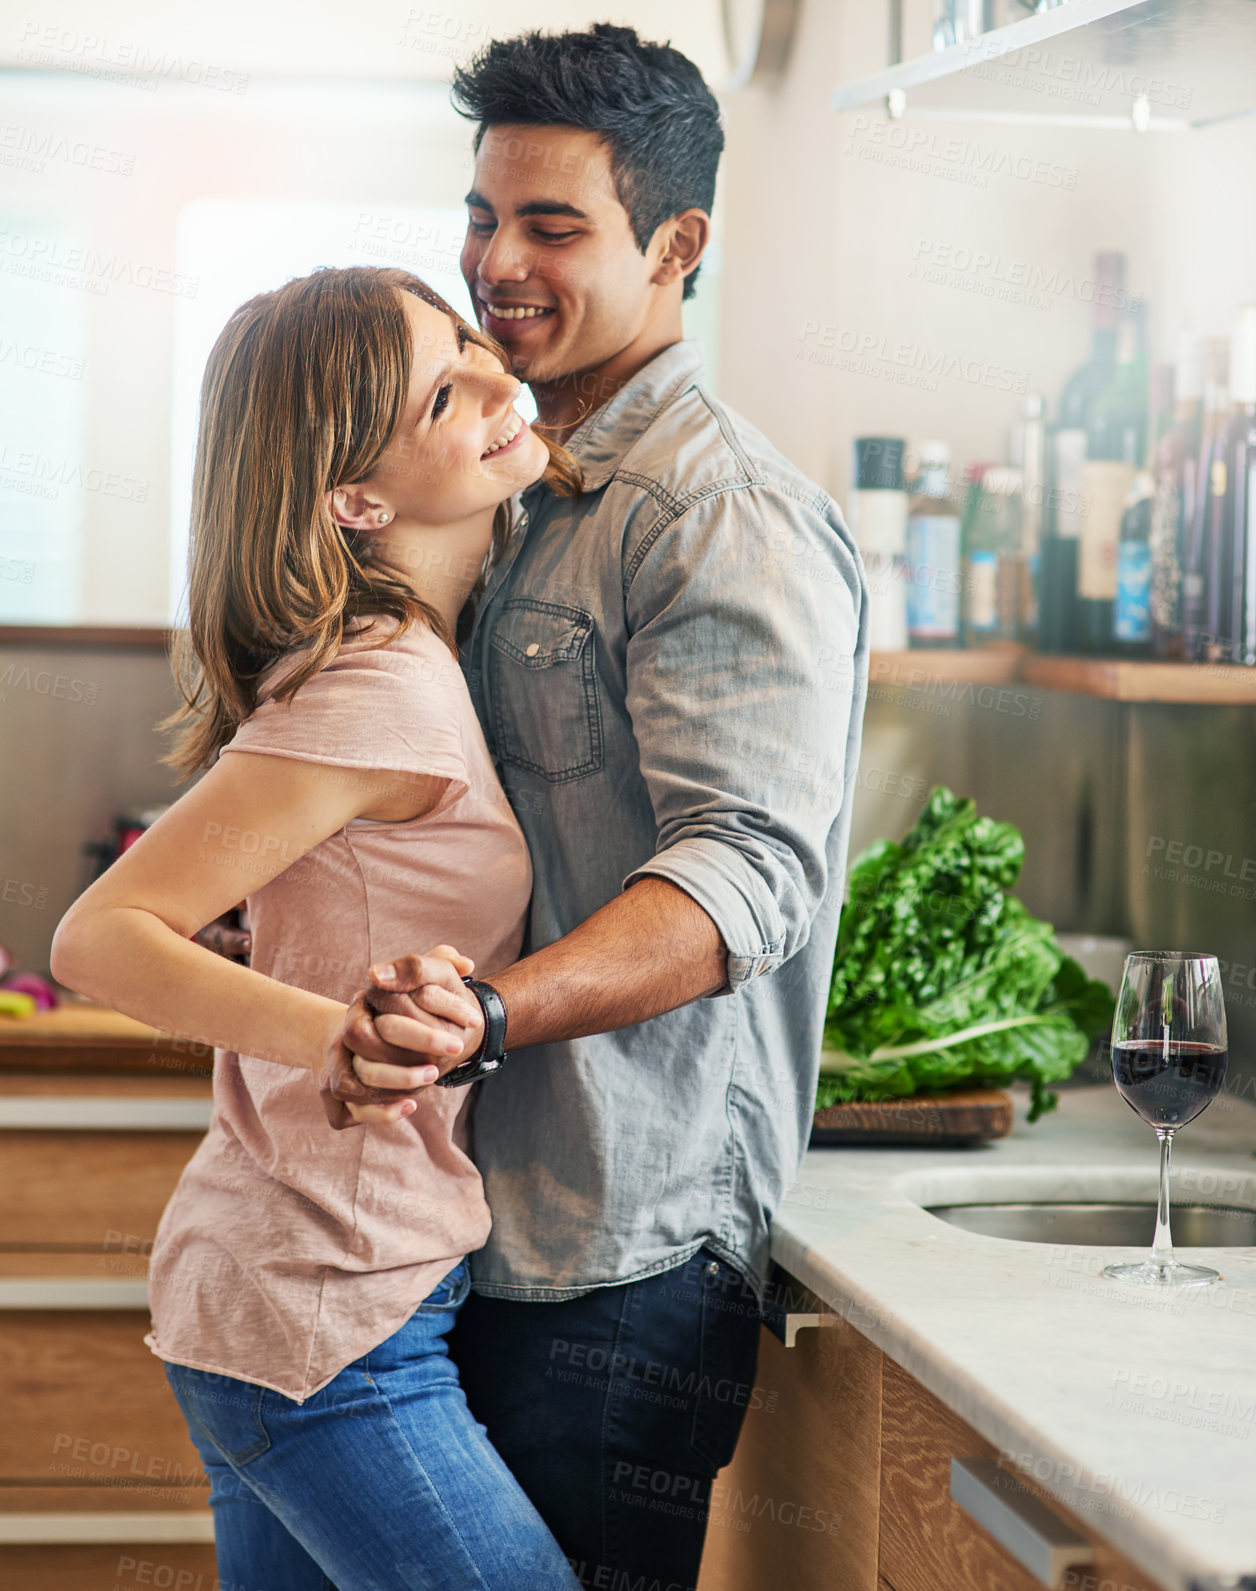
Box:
[326,484,393,532]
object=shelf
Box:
[870,649,1256,702]
[0,625,170,649]
[1020,653,1256,702]
[869,647,1025,687]
[832,0,1256,129]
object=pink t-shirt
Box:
[144,619,531,1402]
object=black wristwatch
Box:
[434,978,508,1088]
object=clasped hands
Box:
[322,946,485,1129]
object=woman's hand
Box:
[322,948,483,1129]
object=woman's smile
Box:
[481,410,528,460]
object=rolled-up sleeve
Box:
[621,482,865,992]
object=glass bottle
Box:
[1149,334,1204,659]
[1010,392,1045,643]
[906,441,962,649]
[1182,340,1230,661]
[1225,306,1256,666]
[962,464,1022,646]
[1078,301,1148,654]
[1039,251,1126,654]
[1115,364,1173,656]
[851,437,909,652]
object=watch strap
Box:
[434,977,508,1088]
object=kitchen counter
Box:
[772,1085,1256,1591]
[0,1000,210,1075]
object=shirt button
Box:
[525,642,540,658]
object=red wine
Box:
[1113,1040,1227,1128]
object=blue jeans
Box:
[164,1261,581,1591]
[450,1247,763,1591]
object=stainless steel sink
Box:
[925,1202,1256,1246]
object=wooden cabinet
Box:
[696,1309,883,1589]
[0,1309,205,1484]
[880,1356,1070,1591]
[0,1130,204,1248]
[0,1543,218,1591]
[0,1063,214,1586]
[698,1279,1171,1591]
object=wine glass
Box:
[1104,951,1227,1288]
[1095,948,1222,1285]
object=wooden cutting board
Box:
[811,1088,1014,1147]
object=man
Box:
[341,24,868,1590]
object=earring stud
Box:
[377,511,390,525]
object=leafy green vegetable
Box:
[819,787,1114,1122]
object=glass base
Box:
[1103,1258,1220,1288]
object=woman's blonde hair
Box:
[163,265,579,776]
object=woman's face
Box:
[366,293,549,529]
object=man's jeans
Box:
[450,1247,763,1591]
[164,1261,580,1591]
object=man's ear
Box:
[326,483,392,532]
[650,209,711,289]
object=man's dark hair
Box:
[451,24,723,302]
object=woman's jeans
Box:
[163,1261,581,1591]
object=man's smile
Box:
[477,297,556,330]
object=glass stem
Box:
[1150,1129,1175,1271]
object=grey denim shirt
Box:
[463,340,868,1300]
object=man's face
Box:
[460,124,661,388]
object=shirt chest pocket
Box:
[489,599,604,784]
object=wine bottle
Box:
[906,441,961,649]
[1226,306,1256,666]
[1149,334,1204,659]
[1039,425,1084,652]
[1039,251,1125,653]
[1113,474,1155,653]
[1182,340,1230,660]
[1010,393,1045,642]
[1078,301,1147,653]
[1114,364,1173,655]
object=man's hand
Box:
[323,947,484,1129]
[193,909,251,961]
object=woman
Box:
[51,266,582,1591]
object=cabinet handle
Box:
[764,1310,838,1349]
[0,1278,148,1309]
[0,1511,213,1544]
[0,1097,212,1130]
[950,1457,1094,1587]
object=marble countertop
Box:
[772,1084,1256,1591]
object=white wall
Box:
[714,0,1256,510]
[0,1,724,82]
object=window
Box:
[0,210,87,621]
